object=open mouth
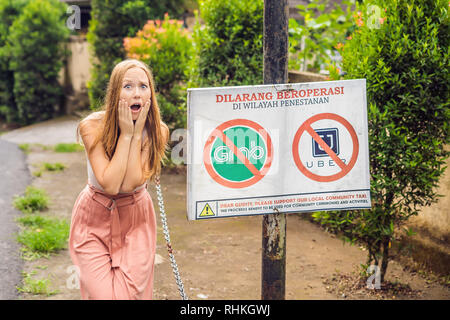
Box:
[130,103,141,112]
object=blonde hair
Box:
[77,59,169,181]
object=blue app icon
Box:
[312,128,339,157]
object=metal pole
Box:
[261,0,288,300]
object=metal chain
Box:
[154,176,188,300]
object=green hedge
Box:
[315,0,449,282]
[0,0,69,125]
[0,0,29,123]
[189,0,264,87]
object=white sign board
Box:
[187,79,371,220]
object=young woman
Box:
[69,59,169,300]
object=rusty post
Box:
[262,210,287,300]
[261,0,288,300]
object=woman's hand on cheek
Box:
[118,99,135,138]
[133,100,151,138]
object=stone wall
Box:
[59,35,91,114]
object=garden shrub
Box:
[289,0,356,73]
[189,0,264,87]
[0,0,29,123]
[87,0,188,110]
[124,14,193,129]
[313,0,449,282]
[7,0,69,125]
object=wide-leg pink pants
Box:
[69,183,156,300]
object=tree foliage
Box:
[314,0,449,283]
[4,0,69,125]
[189,0,263,87]
[289,0,356,72]
[0,0,29,123]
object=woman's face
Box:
[120,67,151,121]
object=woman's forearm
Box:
[102,134,133,195]
[119,134,143,192]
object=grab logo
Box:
[213,141,265,163]
[203,119,273,189]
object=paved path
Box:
[1,115,79,146]
[0,139,30,299]
[0,115,79,299]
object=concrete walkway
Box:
[0,115,80,299]
[1,115,80,146]
[0,139,30,299]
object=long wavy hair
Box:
[77,59,169,181]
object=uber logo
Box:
[312,128,339,157]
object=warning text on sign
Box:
[196,190,370,219]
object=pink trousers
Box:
[69,183,156,300]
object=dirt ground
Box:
[16,145,450,300]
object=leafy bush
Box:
[6,0,69,125]
[314,0,449,282]
[87,0,188,110]
[0,0,29,123]
[124,14,193,129]
[189,0,264,87]
[289,0,356,72]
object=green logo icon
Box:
[210,126,267,182]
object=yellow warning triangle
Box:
[199,203,215,217]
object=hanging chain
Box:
[154,176,188,300]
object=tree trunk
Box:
[380,238,390,284]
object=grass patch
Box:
[18,143,30,154]
[33,143,53,151]
[13,186,49,213]
[32,171,42,177]
[54,143,84,153]
[42,162,66,171]
[17,271,57,296]
[33,162,66,177]
[16,214,69,256]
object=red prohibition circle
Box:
[203,119,273,189]
[292,113,359,182]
